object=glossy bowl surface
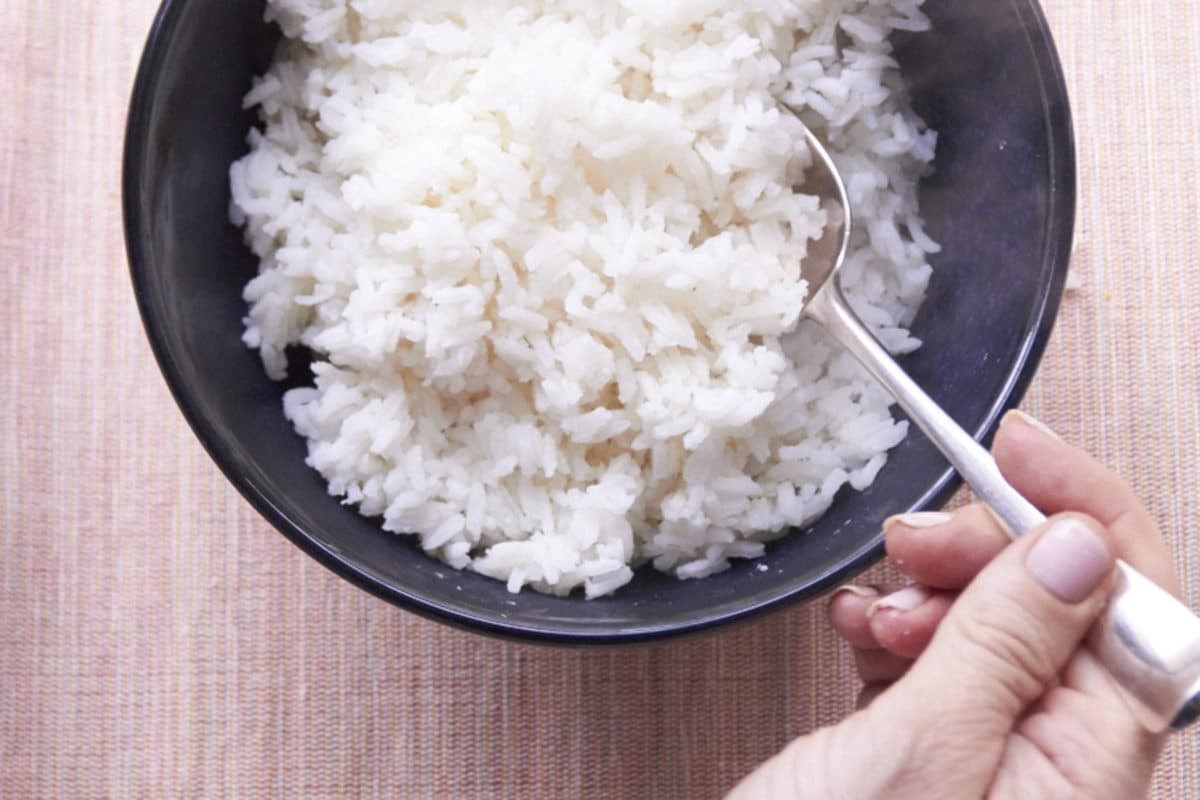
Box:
[124,0,1075,642]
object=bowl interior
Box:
[125,0,1073,642]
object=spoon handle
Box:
[805,282,1200,733]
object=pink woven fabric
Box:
[2,1,1198,796]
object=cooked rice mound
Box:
[231,0,939,597]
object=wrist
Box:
[810,707,912,800]
[728,705,913,800]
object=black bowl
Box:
[124,1,1074,643]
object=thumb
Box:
[880,514,1115,766]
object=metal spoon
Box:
[794,118,1200,732]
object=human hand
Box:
[729,411,1180,799]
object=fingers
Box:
[852,504,1006,663]
[828,585,882,649]
[884,505,1010,589]
[993,411,1177,592]
[880,514,1117,770]
[831,585,920,692]
[841,505,1007,664]
[831,583,954,680]
[867,587,956,659]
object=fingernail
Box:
[832,584,879,600]
[867,586,932,618]
[883,511,953,531]
[1026,518,1113,603]
[1004,410,1062,441]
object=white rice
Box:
[230,0,939,598]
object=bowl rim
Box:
[123,0,1076,644]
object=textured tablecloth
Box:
[3,1,1199,797]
